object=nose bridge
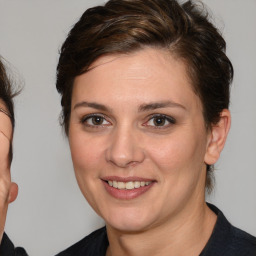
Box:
[106,122,144,167]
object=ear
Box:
[204,109,231,165]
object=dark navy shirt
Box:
[1,204,256,255]
[0,233,28,256]
[56,204,256,256]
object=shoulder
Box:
[227,225,256,255]
[0,233,28,256]
[56,226,108,256]
[202,204,256,256]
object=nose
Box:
[105,125,145,168]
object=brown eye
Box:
[91,116,104,125]
[153,117,166,126]
[82,114,111,127]
[145,115,176,128]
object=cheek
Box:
[148,137,195,169]
[68,135,102,200]
[147,129,207,180]
[69,133,104,172]
[147,133,207,208]
[69,134,105,208]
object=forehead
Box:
[72,48,202,111]
[89,48,187,79]
[0,100,12,141]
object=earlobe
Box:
[204,109,231,165]
[8,182,18,204]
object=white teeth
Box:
[117,182,125,189]
[125,181,134,190]
[134,181,140,188]
[107,180,152,190]
[113,181,118,188]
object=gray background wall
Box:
[0,0,255,255]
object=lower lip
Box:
[102,181,155,200]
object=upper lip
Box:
[101,176,155,182]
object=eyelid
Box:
[82,113,105,121]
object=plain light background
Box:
[0,0,255,255]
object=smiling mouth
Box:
[107,180,152,190]
[102,178,155,200]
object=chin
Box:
[104,207,156,233]
[107,219,151,233]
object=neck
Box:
[106,202,216,256]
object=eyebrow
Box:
[74,100,186,112]
[74,101,111,112]
[138,101,186,112]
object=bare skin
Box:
[0,100,18,243]
[106,204,217,256]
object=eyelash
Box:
[80,114,176,129]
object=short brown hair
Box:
[56,0,233,191]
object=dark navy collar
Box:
[200,203,256,256]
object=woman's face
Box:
[69,48,213,232]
